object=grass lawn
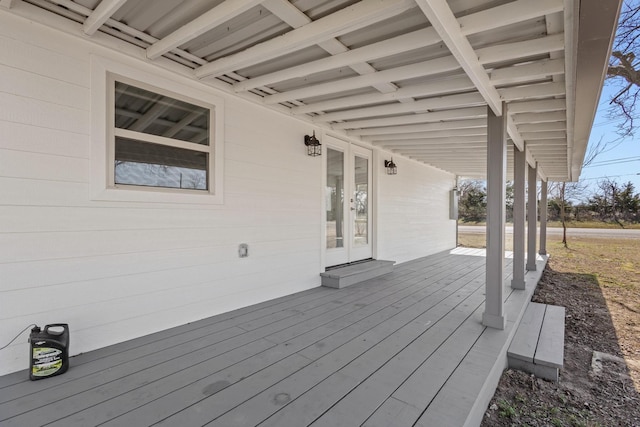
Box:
[460,220,640,229]
[460,232,640,380]
[546,236,640,378]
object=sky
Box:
[578,80,640,198]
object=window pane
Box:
[354,155,368,246]
[326,148,344,249]
[115,138,207,190]
[115,81,210,145]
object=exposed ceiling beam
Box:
[318,93,484,123]
[262,0,396,94]
[348,118,487,136]
[386,149,489,155]
[525,138,569,145]
[413,156,501,162]
[529,150,569,155]
[415,0,502,114]
[499,82,565,101]
[331,106,487,130]
[147,0,262,60]
[234,28,438,92]
[295,65,564,117]
[390,153,493,160]
[507,99,566,114]
[83,0,128,36]
[512,111,566,124]
[507,118,525,152]
[0,0,19,9]
[478,33,565,65]
[490,58,564,85]
[195,0,414,78]
[264,35,567,107]
[263,57,460,105]
[458,0,563,34]
[521,131,566,140]
[363,127,486,141]
[234,0,563,92]
[408,156,491,162]
[292,75,474,115]
[43,0,210,69]
[517,122,566,133]
[374,136,487,146]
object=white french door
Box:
[325,136,373,267]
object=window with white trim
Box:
[111,76,213,192]
[91,57,223,204]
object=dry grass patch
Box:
[465,232,640,426]
[548,237,640,386]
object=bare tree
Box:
[548,181,589,247]
[546,139,602,247]
[607,0,640,135]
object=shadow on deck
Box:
[0,248,547,427]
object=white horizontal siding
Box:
[0,12,323,376]
[0,121,90,158]
[377,157,456,264]
[0,149,89,183]
[0,62,89,110]
[0,32,90,86]
[0,11,455,376]
[0,92,90,134]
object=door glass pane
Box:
[326,148,344,249]
[354,155,368,246]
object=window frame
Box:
[91,56,224,204]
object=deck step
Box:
[320,260,395,289]
[508,302,565,381]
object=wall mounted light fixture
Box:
[384,158,397,175]
[304,131,321,156]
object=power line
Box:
[579,172,640,181]
[584,158,640,168]
[590,155,640,164]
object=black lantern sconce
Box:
[304,131,321,156]
[384,158,397,175]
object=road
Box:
[458,225,640,239]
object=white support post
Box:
[483,104,507,330]
[511,145,526,290]
[527,163,538,271]
[539,180,548,255]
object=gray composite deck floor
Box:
[0,248,547,427]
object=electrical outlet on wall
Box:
[238,243,248,258]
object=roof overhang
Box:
[0,0,622,182]
[570,0,623,181]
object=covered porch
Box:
[0,248,547,427]
[0,0,622,422]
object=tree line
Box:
[458,178,640,227]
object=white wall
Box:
[377,156,457,263]
[0,12,455,375]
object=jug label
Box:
[32,347,63,377]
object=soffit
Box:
[7,0,622,181]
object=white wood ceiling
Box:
[5,0,620,181]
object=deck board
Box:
[0,248,548,427]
